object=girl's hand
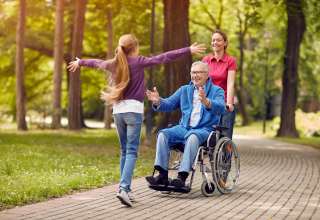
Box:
[146,87,160,105]
[190,43,206,55]
[67,57,80,72]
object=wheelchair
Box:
[147,126,240,196]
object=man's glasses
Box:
[190,71,207,75]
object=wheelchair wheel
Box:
[211,137,240,194]
[201,181,215,197]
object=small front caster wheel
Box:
[201,181,215,197]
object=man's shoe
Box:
[116,190,133,207]
[145,174,169,186]
[171,171,188,188]
[171,178,186,188]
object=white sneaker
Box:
[116,190,133,207]
[128,192,136,202]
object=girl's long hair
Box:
[105,34,138,104]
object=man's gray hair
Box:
[191,61,209,73]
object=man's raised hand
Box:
[199,86,211,108]
[146,87,160,105]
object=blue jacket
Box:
[153,79,226,143]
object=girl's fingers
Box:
[67,59,80,72]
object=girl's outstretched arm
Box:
[67,57,115,72]
[190,43,206,55]
[140,43,206,68]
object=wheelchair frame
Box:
[148,126,240,196]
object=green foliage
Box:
[299,0,320,101]
[81,68,106,118]
[0,0,319,124]
[271,109,320,137]
[0,130,155,209]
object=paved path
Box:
[1,135,320,220]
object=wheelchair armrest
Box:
[213,125,229,132]
[205,130,217,149]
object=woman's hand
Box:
[100,91,108,102]
[67,57,80,72]
[226,103,234,112]
[190,43,206,55]
[146,87,160,106]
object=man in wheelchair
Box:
[145,61,226,189]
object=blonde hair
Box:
[105,34,138,103]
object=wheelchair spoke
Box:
[211,137,240,194]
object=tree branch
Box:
[190,18,215,32]
[217,0,224,29]
[200,0,217,28]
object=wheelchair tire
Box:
[201,181,215,197]
[211,137,240,194]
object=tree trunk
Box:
[145,0,156,145]
[104,7,113,129]
[52,0,65,129]
[277,0,305,137]
[15,0,27,131]
[237,32,250,125]
[160,0,191,128]
[68,0,87,130]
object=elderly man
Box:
[145,61,226,188]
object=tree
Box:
[103,5,113,129]
[15,0,27,130]
[145,0,156,145]
[234,0,261,126]
[52,0,65,129]
[298,0,320,112]
[160,0,192,127]
[68,0,87,130]
[277,0,305,137]
[190,0,224,31]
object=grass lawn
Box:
[234,121,320,149]
[0,129,155,210]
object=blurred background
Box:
[0,0,320,138]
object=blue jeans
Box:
[220,109,236,139]
[113,113,143,192]
[154,127,200,173]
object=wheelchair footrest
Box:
[148,184,191,193]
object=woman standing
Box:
[202,30,237,139]
[68,34,205,207]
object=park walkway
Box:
[0,135,319,220]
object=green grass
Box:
[275,137,320,149]
[0,129,155,210]
[234,121,320,149]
